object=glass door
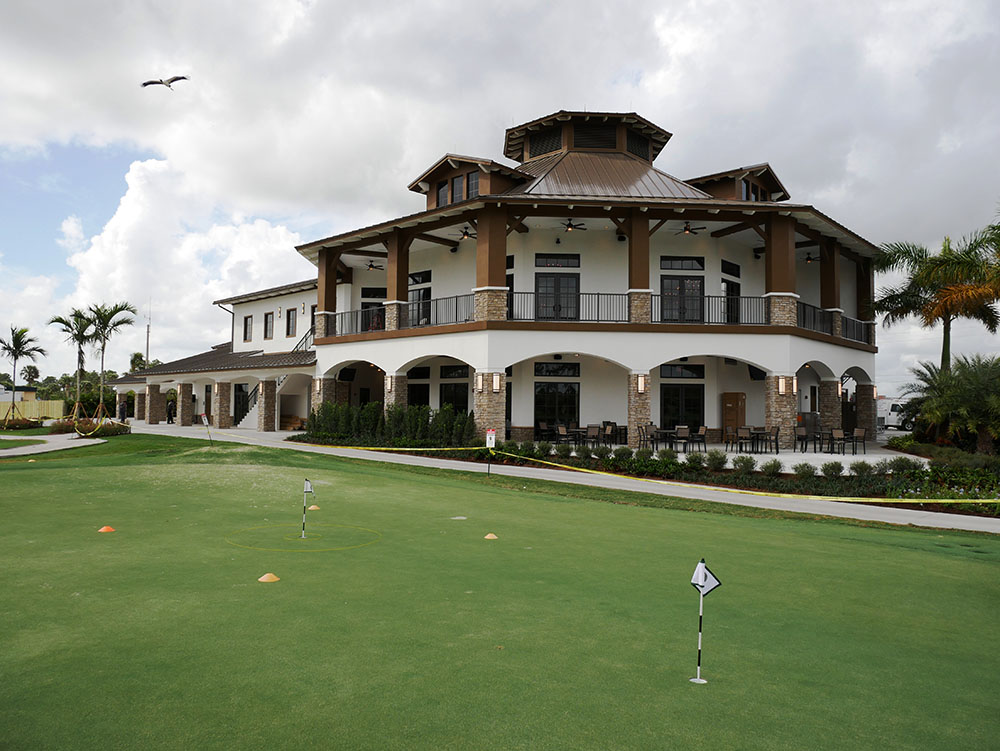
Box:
[660,276,704,322]
[660,384,705,427]
[535,273,580,320]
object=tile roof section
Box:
[505,151,712,200]
[127,342,316,378]
[213,279,317,306]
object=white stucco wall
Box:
[232,289,317,353]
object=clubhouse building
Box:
[115,110,878,448]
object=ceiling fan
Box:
[676,221,707,236]
[562,219,587,232]
[366,261,384,271]
[452,226,477,240]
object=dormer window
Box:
[741,178,767,202]
[436,181,448,207]
[626,129,650,160]
[466,171,479,198]
[452,175,464,203]
[529,127,562,158]
[573,122,616,149]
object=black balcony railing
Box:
[402,294,474,329]
[842,315,873,344]
[797,302,833,335]
[651,295,769,324]
[508,292,629,322]
[332,307,385,336]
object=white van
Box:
[877,400,913,431]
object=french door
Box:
[660,384,705,428]
[660,276,704,322]
[535,273,580,320]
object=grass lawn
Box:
[2,436,998,750]
[0,438,45,450]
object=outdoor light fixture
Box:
[793,376,798,393]
[386,375,392,392]
[492,373,501,393]
[837,381,843,397]
[476,373,484,392]
[277,307,281,317]
[637,374,647,394]
[301,302,306,314]
[778,376,787,395]
[805,253,814,264]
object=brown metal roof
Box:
[505,151,711,201]
[406,154,532,193]
[213,279,317,306]
[127,342,316,378]
[686,163,791,201]
[504,111,672,161]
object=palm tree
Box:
[20,364,40,385]
[89,302,137,412]
[873,232,1000,371]
[48,309,95,407]
[0,326,47,421]
[918,223,1000,322]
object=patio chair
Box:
[602,423,616,447]
[851,427,867,455]
[554,425,575,446]
[584,424,601,448]
[723,425,737,452]
[636,424,650,450]
[736,426,753,453]
[828,428,848,454]
[646,422,660,451]
[673,425,691,453]
[794,426,810,453]
[537,421,553,441]
[688,426,707,453]
[764,425,780,454]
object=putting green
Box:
[225,522,381,552]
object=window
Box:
[440,382,469,413]
[285,308,297,337]
[529,127,562,157]
[721,260,741,278]
[263,312,274,339]
[534,362,580,377]
[573,122,616,149]
[535,253,580,268]
[407,383,430,406]
[741,179,750,201]
[361,287,387,299]
[310,304,317,329]
[626,129,650,159]
[440,364,469,379]
[452,175,464,203]
[242,315,253,341]
[466,171,479,198]
[406,366,430,380]
[534,382,579,427]
[506,255,514,270]
[436,181,448,207]
[409,270,432,285]
[660,364,705,379]
[661,256,705,271]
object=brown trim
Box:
[476,205,507,288]
[627,208,649,289]
[316,319,877,352]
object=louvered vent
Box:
[573,122,616,149]
[529,128,562,158]
[626,129,650,160]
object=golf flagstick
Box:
[302,478,314,539]
[689,558,721,684]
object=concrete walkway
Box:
[0,432,105,456]
[109,421,999,535]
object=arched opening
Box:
[396,355,474,413]
[276,373,312,430]
[320,361,385,408]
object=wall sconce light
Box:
[778,376,786,395]
[386,375,392,392]
[277,306,282,318]
[637,374,647,394]
[301,302,306,314]
[792,376,798,393]
[492,373,501,393]
[476,373,484,392]
[873,386,878,400]
[837,381,843,397]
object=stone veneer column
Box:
[115,392,129,418]
[145,384,165,425]
[628,290,652,323]
[828,309,843,338]
[135,392,146,421]
[855,383,877,438]
[473,288,508,322]
[213,382,232,429]
[257,380,276,432]
[384,301,404,331]
[627,373,652,449]
[177,383,193,426]
[766,293,798,327]
[764,375,797,449]
[472,371,506,441]
[818,379,843,432]
[311,377,341,409]
[383,375,408,410]
[314,312,334,339]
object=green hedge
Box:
[292,402,477,448]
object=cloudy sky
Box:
[1,0,998,394]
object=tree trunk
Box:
[75,346,83,404]
[976,429,995,455]
[99,344,106,415]
[940,316,952,372]
[9,355,16,420]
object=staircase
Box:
[236,402,259,430]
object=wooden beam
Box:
[339,249,388,258]
[649,219,668,236]
[507,216,529,235]
[414,232,459,249]
[711,223,751,238]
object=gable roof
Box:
[686,163,791,201]
[213,279,317,306]
[407,154,533,194]
[504,150,711,201]
[118,342,316,380]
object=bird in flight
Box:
[141,76,189,90]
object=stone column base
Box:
[146,385,165,425]
[856,383,877,438]
[473,288,508,322]
[178,383,193,426]
[384,375,408,410]
[819,380,842,432]
[384,302,405,331]
[314,312,334,339]
[767,294,797,327]
[764,375,797,449]
[135,393,147,421]
[213,382,232,429]
[627,372,652,449]
[628,290,652,324]
[258,380,277,432]
[827,309,844,338]
[472,371,506,441]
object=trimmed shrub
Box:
[821,461,844,479]
[889,456,924,474]
[554,443,573,460]
[705,449,728,471]
[593,445,612,461]
[613,446,634,461]
[793,462,817,479]
[1,418,43,430]
[657,447,678,462]
[874,459,892,476]
[760,459,783,477]
[732,455,756,474]
[536,441,554,457]
[635,448,654,462]
[575,444,593,460]
[850,461,874,478]
[684,452,706,470]
[518,441,538,458]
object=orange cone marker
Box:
[258,573,280,583]
[98,526,115,533]
[484,533,498,540]
[308,504,320,510]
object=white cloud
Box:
[56,215,84,251]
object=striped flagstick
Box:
[301,478,314,539]
[689,559,721,684]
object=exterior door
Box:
[534,382,579,428]
[721,392,746,432]
[660,276,704,322]
[722,279,741,324]
[535,273,579,320]
[661,384,705,427]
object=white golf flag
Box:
[691,559,721,596]
[304,478,314,494]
